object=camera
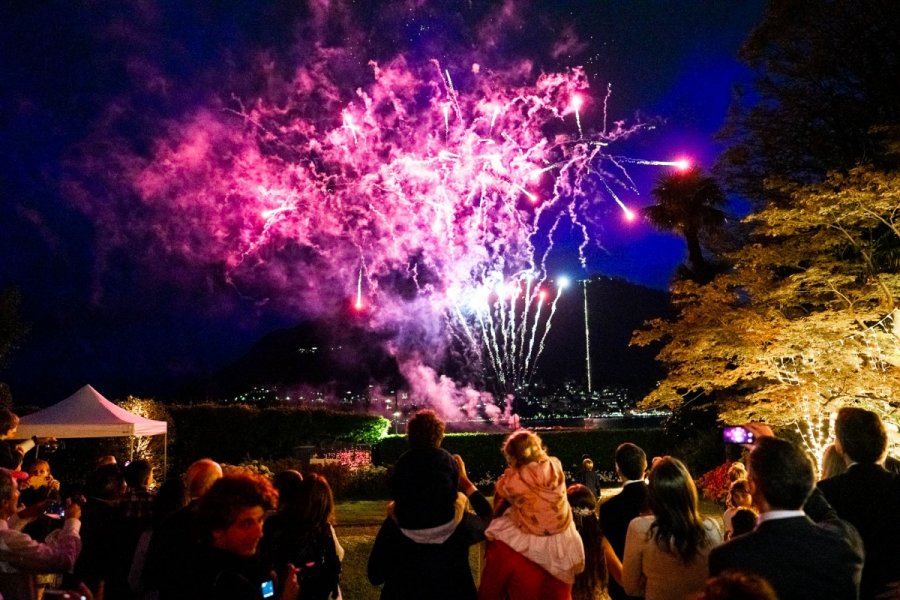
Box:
[44,501,65,519]
[723,426,755,445]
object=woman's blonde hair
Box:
[502,429,547,467]
[820,443,847,480]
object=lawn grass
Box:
[333,490,725,599]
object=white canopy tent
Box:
[16,384,167,470]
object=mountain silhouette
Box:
[201,276,671,401]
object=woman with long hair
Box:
[621,456,722,600]
[261,472,343,600]
[567,484,621,600]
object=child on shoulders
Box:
[485,429,585,584]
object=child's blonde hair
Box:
[727,461,747,483]
[502,429,547,467]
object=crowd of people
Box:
[0,404,898,600]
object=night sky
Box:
[0,1,765,405]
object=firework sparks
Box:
[71,50,677,406]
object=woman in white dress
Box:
[622,456,722,600]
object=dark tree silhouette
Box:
[642,167,726,276]
[715,0,900,205]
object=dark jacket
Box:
[599,481,649,600]
[142,500,202,600]
[709,515,864,600]
[72,497,133,600]
[818,463,900,599]
[389,447,459,530]
[368,490,491,600]
[260,515,340,600]
[189,545,274,600]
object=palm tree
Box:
[643,167,727,274]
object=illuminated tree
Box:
[634,149,900,454]
[643,166,726,277]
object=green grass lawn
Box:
[334,491,725,600]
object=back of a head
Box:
[567,483,606,595]
[0,409,17,436]
[748,437,814,510]
[197,472,277,537]
[87,463,125,500]
[124,459,153,489]
[567,483,597,515]
[701,569,778,600]
[727,462,747,483]
[615,442,647,481]
[835,406,887,464]
[407,410,445,451]
[647,457,705,562]
[293,472,335,530]
[186,458,223,499]
[503,429,546,467]
[648,456,700,521]
[273,469,304,508]
[152,476,190,525]
[730,508,758,537]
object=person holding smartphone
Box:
[191,472,300,600]
[0,467,83,600]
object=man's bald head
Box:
[185,458,223,499]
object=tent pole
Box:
[163,433,168,479]
[129,436,135,461]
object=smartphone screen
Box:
[723,426,754,444]
[260,580,275,599]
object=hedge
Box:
[375,428,669,484]
[166,404,389,473]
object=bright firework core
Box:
[85,56,681,416]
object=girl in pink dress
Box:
[483,429,585,586]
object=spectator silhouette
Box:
[816,407,900,599]
[0,467,82,600]
[142,458,222,599]
[575,456,601,498]
[368,453,491,600]
[72,463,131,599]
[710,437,863,599]
[621,457,721,600]
[695,569,778,600]
[599,443,649,600]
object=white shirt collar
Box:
[757,509,805,524]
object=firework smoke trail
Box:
[355,264,364,310]
[571,94,584,138]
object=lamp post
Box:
[583,279,592,394]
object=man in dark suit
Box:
[709,437,864,600]
[600,442,649,600]
[817,407,900,599]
